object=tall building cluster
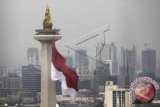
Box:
[0,43,159,106]
[73,42,158,94]
[0,47,41,104]
[96,42,119,76]
[0,67,21,97]
[22,48,41,93]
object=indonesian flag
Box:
[51,41,79,102]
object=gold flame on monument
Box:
[43,6,53,30]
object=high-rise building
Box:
[96,42,117,62]
[0,66,8,77]
[110,42,117,61]
[0,77,2,88]
[1,77,9,89]
[76,68,90,80]
[142,49,156,73]
[75,49,89,68]
[96,42,119,75]
[119,46,136,88]
[96,43,110,68]
[22,65,40,92]
[104,81,131,107]
[9,74,21,90]
[27,48,39,65]
[106,60,119,76]
[0,74,20,97]
[75,49,89,79]
[0,66,5,77]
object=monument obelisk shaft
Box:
[41,41,55,107]
[34,6,61,107]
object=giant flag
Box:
[51,41,79,102]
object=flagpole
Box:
[34,6,61,107]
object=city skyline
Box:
[1,41,159,72]
[0,0,160,66]
[0,1,160,106]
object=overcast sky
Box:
[0,0,160,67]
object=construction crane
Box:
[65,25,110,84]
[103,26,110,45]
[75,34,99,45]
[65,25,109,64]
[96,26,110,57]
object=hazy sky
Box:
[0,0,160,67]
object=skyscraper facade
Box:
[96,42,119,75]
[119,46,136,88]
[27,48,39,65]
[96,43,110,68]
[9,74,21,90]
[22,65,40,92]
[106,60,119,76]
[142,49,156,73]
[104,81,131,107]
[75,49,89,69]
[110,42,117,61]
[75,49,89,79]
[0,66,8,77]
